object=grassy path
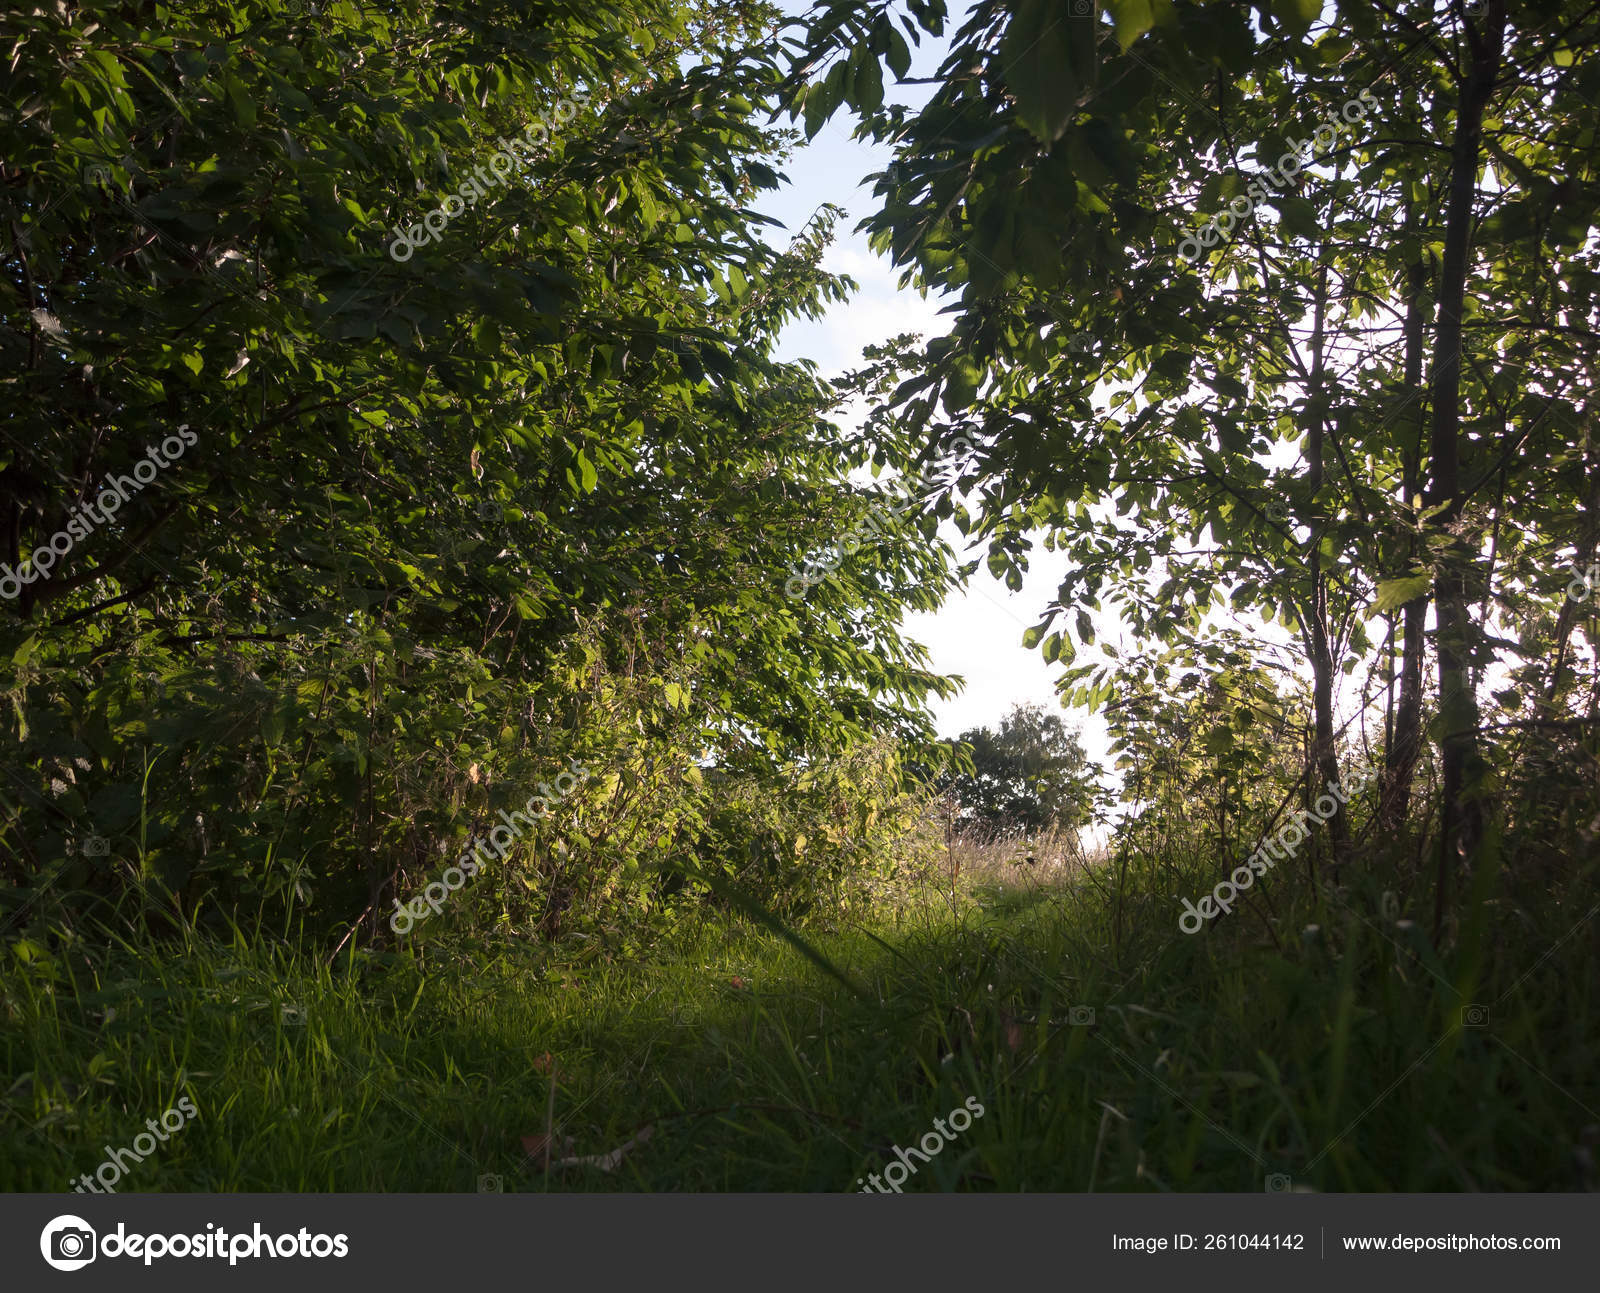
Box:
[4,870,1595,1191]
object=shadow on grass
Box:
[5,864,1597,1192]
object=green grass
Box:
[4,855,1597,1192]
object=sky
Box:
[752,4,1115,765]
[743,5,1533,830]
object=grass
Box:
[3,844,1597,1192]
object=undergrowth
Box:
[4,837,1595,1192]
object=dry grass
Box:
[940,821,1102,892]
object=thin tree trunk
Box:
[1306,260,1350,865]
[1383,210,1430,833]
[1426,3,1505,933]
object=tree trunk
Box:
[1382,232,1430,832]
[1426,3,1505,933]
[1305,260,1350,866]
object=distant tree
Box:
[943,703,1093,834]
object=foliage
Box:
[0,0,960,948]
[696,738,942,920]
[941,701,1095,834]
[2,0,1598,1202]
[5,834,1595,1191]
[787,0,1600,913]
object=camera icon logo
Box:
[1566,563,1597,603]
[1068,1005,1095,1026]
[79,835,110,858]
[280,1004,305,1026]
[40,1215,97,1271]
[1265,1172,1292,1192]
[1461,1004,1489,1028]
[478,1173,504,1193]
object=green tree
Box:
[943,702,1093,833]
[0,0,960,943]
[788,0,1600,924]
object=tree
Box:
[943,702,1093,834]
[0,0,962,941]
[787,0,1600,926]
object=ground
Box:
[4,865,1594,1192]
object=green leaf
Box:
[852,45,884,113]
[1371,574,1432,616]
[1106,0,1159,50]
[262,709,286,747]
[1271,0,1321,32]
[1000,0,1088,145]
[575,450,598,493]
[886,28,913,79]
[803,83,830,139]
[942,356,982,414]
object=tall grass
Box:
[5,828,1594,1191]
